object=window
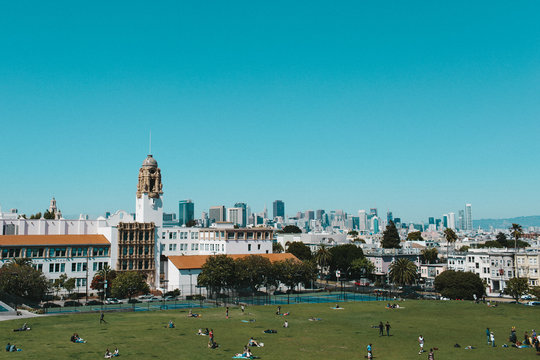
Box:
[248,244,252,251]
[258,244,261,250]
[93,262,97,271]
[72,263,76,272]
[77,263,82,272]
[49,264,54,272]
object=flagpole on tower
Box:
[149,130,152,155]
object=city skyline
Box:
[1,2,540,220]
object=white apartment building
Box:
[515,250,540,287]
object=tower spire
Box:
[149,130,152,155]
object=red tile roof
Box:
[168,253,298,270]
[0,235,110,246]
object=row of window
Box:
[1,247,109,259]
[164,232,199,240]
[121,245,151,256]
[120,260,152,270]
[121,231,151,241]
[47,262,108,273]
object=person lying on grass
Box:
[248,337,263,347]
[70,333,86,343]
[13,323,30,332]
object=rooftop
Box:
[168,253,297,270]
[0,235,110,246]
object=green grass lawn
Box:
[1,300,538,359]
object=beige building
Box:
[515,250,540,287]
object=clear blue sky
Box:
[1,1,539,222]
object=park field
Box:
[0,300,538,359]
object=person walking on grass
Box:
[418,335,425,354]
[379,321,384,336]
[241,304,245,313]
[486,328,490,345]
[367,343,373,359]
[427,348,434,360]
[490,331,495,347]
[100,312,107,324]
[226,307,229,319]
[386,321,391,336]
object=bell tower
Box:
[135,154,163,227]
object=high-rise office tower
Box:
[178,200,194,226]
[306,210,315,221]
[465,204,472,231]
[458,210,465,230]
[316,209,325,221]
[387,211,393,223]
[370,208,378,217]
[273,200,285,219]
[372,217,379,234]
[227,207,244,226]
[428,217,435,225]
[442,214,448,228]
[234,202,247,227]
[358,210,367,232]
[448,212,456,229]
[209,206,226,224]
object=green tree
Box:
[504,277,529,302]
[407,231,424,241]
[186,219,197,227]
[63,278,76,299]
[434,270,485,300]
[282,225,302,234]
[348,230,358,236]
[274,259,316,298]
[53,273,68,298]
[421,248,438,264]
[314,244,332,281]
[110,271,149,300]
[29,212,42,219]
[350,257,375,280]
[443,228,458,266]
[286,241,312,261]
[43,210,55,219]
[235,255,273,294]
[381,221,401,248]
[91,265,117,298]
[272,242,284,254]
[458,245,470,252]
[530,286,540,300]
[328,244,364,279]
[197,255,236,297]
[389,258,417,286]
[0,260,50,301]
[496,232,507,245]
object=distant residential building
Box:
[273,200,285,219]
[178,200,194,226]
[209,206,226,224]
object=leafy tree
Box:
[434,270,485,300]
[530,286,540,300]
[381,221,401,248]
[350,257,375,279]
[496,232,507,245]
[0,259,49,301]
[286,241,312,261]
[272,242,284,254]
[235,255,273,294]
[63,277,76,299]
[281,225,302,234]
[29,212,42,219]
[348,230,358,236]
[509,223,523,250]
[443,228,458,265]
[353,238,366,244]
[389,258,417,286]
[477,239,529,249]
[328,244,364,279]
[275,259,316,295]
[458,246,470,252]
[53,273,68,298]
[186,219,197,227]
[43,210,55,219]
[91,275,106,297]
[314,244,332,280]
[110,271,149,300]
[421,248,438,264]
[407,231,424,241]
[91,266,117,299]
[504,277,529,302]
[197,255,236,297]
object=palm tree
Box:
[509,223,523,277]
[314,244,332,283]
[9,257,33,266]
[421,248,438,264]
[389,258,417,286]
[96,265,115,298]
[443,228,458,267]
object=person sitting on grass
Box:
[283,320,288,328]
[113,347,119,357]
[104,348,112,359]
[168,320,175,328]
[71,333,86,343]
[248,337,262,347]
[5,343,21,352]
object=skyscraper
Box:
[316,209,325,221]
[372,217,379,234]
[387,211,393,223]
[234,202,247,227]
[458,210,465,230]
[273,200,285,219]
[448,212,455,229]
[227,207,244,226]
[358,210,367,232]
[305,210,315,221]
[370,208,378,217]
[442,214,448,228]
[465,204,472,231]
[178,200,194,226]
[209,206,226,224]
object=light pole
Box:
[85,246,90,303]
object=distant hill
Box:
[474,216,540,230]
